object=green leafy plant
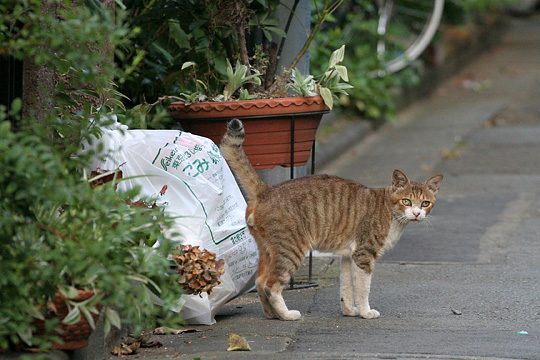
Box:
[119,0,350,110]
[443,0,516,25]
[219,60,262,101]
[0,115,183,350]
[288,45,353,109]
[310,0,420,119]
[180,45,350,109]
[0,1,185,351]
[287,69,317,97]
[290,45,353,109]
[310,0,512,119]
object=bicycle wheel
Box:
[376,0,445,75]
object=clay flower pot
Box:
[33,290,99,350]
[169,96,329,169]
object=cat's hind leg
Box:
[340,255,360,316]
[255,248,278,319]
[265,276,301,321]
[263,245,306,321]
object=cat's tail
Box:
[220,118,268,201]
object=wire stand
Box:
[288,116,318,290]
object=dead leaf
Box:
[89,169,123,188]
[440,143,464,160]
[111,341,140,356]
[140,339,162,348]
[172,245,225,295]
[153,326,200,335]
[227,333,251,351]
[119,333,163,349]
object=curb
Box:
[314,114,373,171]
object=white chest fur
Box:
[381,220,406,254]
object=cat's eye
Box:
[421,201,431,207]
[401,199,412,206]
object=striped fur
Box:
[220,119,268,203]
[220,119,443,321]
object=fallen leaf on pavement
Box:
[153,326,201,335]
[130,333,163,348]
[139,338,162,348]
[227,333,251,351]
[111,341,140,356]
[110,334,163,356]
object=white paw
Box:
[281,310,302,321]
[342,306,360,317]
[360,309,380,319]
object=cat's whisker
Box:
[422,216,433,229]
[398,215,409,225]
[392,211,409,225]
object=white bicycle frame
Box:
[376,0,445,74]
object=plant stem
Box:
[286,0,343,73]
[35,221,74,241]
[277,0,301,61]
[148,95,185,106]
[237,23,250,68]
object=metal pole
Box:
[290,116,295,178]
[288,119,318,290]
[308,140,316,282]
[289,116,296,289]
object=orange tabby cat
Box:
[220,118,443,321]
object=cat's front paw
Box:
[360,309,380,319]
[280,310,302,321]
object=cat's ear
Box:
[425,174,443,194]
[392,169,410,189]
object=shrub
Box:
[0,1,183,350]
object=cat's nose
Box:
[413,210,421,218]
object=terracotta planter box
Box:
[169,96,329,170]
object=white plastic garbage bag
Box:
[88,122,258,324]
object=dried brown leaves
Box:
[111,334,162,356]
[171,245,225,296]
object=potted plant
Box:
[124,1,351,169]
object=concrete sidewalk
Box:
[113,15,540,360]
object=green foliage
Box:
[315,45,354,110]
[310,1,419,119]
[1,0,140,163]
[443,0,515,25]
[289,46,353,109]
[221,60,262,101]
[288,69,317,97]
[119,0,282,104]
[0,1,183,351]
[2,0,130,99]
[0,117,183,350]
[311,0,512,119]
[119,0,349,106]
